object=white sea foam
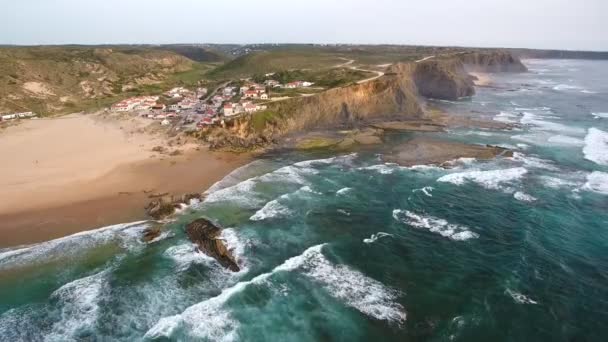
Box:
[582,172,608,195]
[301,248,406,324]
[505,289,538,305]
[494,111,519,123]
[437,167,527,191]
[540,175,580,189]
[393,210,479,241]
[204,162,319,207]
[553,84,582,91]
[336,187,353,196]
[146,244,406,340]
[358,163,399,174]
[164,243,215,270]
[250,199,291,221]
[221,228,247,263]
[547,135,585,146]
[412,186,434,197]
[583,128,608,166]
[520,112,585,134]
[293,153,357,168]
[0,221,149,271]
[363,232,394,244]
[205,160,271,194]
[512,152,559,171]
[250,185,320,221]
[204,179,259,206]
[592,112,608,119]
[514,192,537,202]
[45,270,108,341]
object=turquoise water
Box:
[1,59,608,341]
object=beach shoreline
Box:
[0,114,251,247]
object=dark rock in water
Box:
[142,226,162,242]
[185,218,240,272]
[144,193,202,220]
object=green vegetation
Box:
[267,68,376,88]
[296,137,341,150]
[206,48,345,79]
[251,110,280,132]
[0,46,195,115]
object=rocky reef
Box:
[383,137,513,166]
[185,218,240,272]
[145,193,202,219]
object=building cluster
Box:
[110,96,160,112]
[107,78,313,130]
[0,111,37,121]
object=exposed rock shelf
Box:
[185,218,240,272]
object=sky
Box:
[2,0,607,51]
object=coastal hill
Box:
[2,44,602,117]
[0,46,204,115]
[202,51,528,150]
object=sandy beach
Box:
[0,114,250,247]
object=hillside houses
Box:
[223,100,267,117]
[111,96,159,112]
[165,87,191,98]
[1,111,37,121]
[285,81,314,88]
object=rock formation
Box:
[203,51,527,151]
[185,218,240,272]
[145,193,202,219]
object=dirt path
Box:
[415,55,435,63]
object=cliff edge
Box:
[203,51,526,150]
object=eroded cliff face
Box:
[204,51,526,150]
[388,59,475,100]
[457,51,528,73]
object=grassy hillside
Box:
[0,46,205,115]
[159,44,228,62]
[206,48,346,79]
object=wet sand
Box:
[0,114,250,247]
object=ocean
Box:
[1,59,607,341]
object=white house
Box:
[223,103,234,116]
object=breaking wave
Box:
[505,289,538,305]
[437,167,527,192]
[0,221,149,271]
[583,128,608,166]
[145,244,406,340]
[514,192,537,202]
[582,172,608,195]
[393,210,479,241]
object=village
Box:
[0,76,314,128]
[107,77,315,131]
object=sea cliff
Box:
[203,51,526,150]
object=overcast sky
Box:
[2,0,606,50]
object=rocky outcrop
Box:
[457,51,528,73]
[185,218,240,272]
[383,137,513,166]
[145,193,202,219]
[409,59,475,99]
